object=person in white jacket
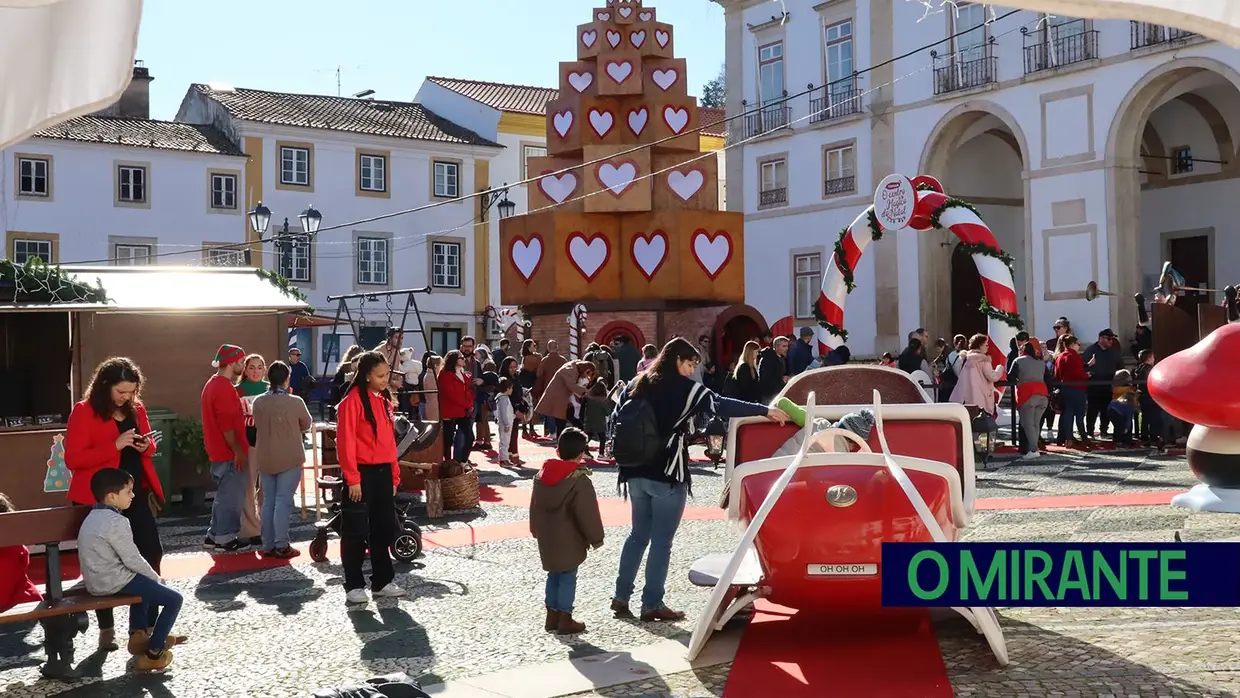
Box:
[496,377,516,467]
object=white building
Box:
[717,0,1237,357]
[175,83,505,365]
[1,63,247,271]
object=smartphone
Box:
[136,430,158,441]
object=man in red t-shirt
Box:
[202,344,251,552]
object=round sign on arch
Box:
[594,320,646,348]
[812,174,1025,398]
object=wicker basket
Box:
[440,466,480,511]
[425,479,444,519]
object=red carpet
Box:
[724,601,953,697]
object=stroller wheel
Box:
[391,531,422,563]
[308,533,329,563]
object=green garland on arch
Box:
[812,208,885,343]
[929,198,1024,331]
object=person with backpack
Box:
[608,338,789,622]
[938,335,967,403]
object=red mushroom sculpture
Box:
[1148,322,1240,512]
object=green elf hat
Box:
[211,344,246,368]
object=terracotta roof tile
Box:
[33,116,244,155]
[192,84,501,148]
[427,76,729,138]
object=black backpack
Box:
[611,382,703,468]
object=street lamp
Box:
[480,184,515,221]
[249,202,322,279]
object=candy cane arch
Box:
[815,174,1020,397]
[567,303,587,358]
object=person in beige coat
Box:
[251,361,312,559]
[535,361,596,435]
[421,354,442,423]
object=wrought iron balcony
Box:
[824,176,855,197]
[931,39,997,95]
[1130,21,1195,50]
[734,97,792,142]
[759,187,787,207]
[1021,26,1098,74]
[808,76,862,124]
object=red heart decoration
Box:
[565,232,612,282]
[509,234,544,283]
[690,229,733,280]
[629,230,668,281]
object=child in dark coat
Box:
[582,379,613,448]
[529,427,604,635]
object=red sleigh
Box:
[686,365,1008,665]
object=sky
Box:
[136,0,727,121]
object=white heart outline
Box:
[582,30,597,48]
[631,231,668,280]
[618,5,632,17]
[662,106,689,134]
[596,161,638,197]
[627,107,648,137]
[567,72,593,93]
[510,236,543,282]
[567,233,610,281]
[538,172,577,204]
[655,29,669,47]
[605,61,633,84]
[606,30,621,48]
[639,10,652,21]
[630,30,646,48]
[597,11,610,20]
[588,108,614,138]
[652,68,677,91]
[667,169,704,201]
[553,110,573,138]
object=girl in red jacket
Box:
[335,351,405,605]
[65,357,167,651]
[437,350,474,463]
[1053,334,1091,447]
[0,492,41,613]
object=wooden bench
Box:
[0,506,142,681]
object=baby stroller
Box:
[308,415,429,564]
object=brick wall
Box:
[528,310,659,358]
[664,306,727,345]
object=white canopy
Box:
[950,1,1240,46]
[0,0,143,151]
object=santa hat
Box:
[211,344,246,368]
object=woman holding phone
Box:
[65,357,176,652]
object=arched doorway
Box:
[920,102,1031,340]
[713,304,769,370]
[1108,57,1240,332]
[594,320,645,347]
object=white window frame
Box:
[793,253,822,320]
[431,241,462,289]
[12,238,53,265]
[359,153,387,192]
[760,159,787,192]
[280,146,311,186]
[757,41,785,105]
[825,145,855,180]
[433,161,459,198]
[522,144,548,178]
[117,165,148,203]
[824,20,854,85]
[357,237,389,285]
[114,243,152,265]
[17,157,50,197]
[205,247,245,267]
[951,3,989,63]
[210,173,237,209]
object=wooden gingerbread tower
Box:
[499,0,745,357]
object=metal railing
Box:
[1021,26,1099,74]
[808,76,862,124]
[931,40,998,95]
[734,98,791,141]
[824,176,855,197]
[1130,21,1195,50]
[759,187,787,206]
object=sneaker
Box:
[345,589,369,604]
[217,538,250,552]
[135,649,173,672]
[248,536,264,547]
[203,536,215,548]
[1024,451,1040,459]
[373,583,406,598]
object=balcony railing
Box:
[734,98,791,142]
[759,187,787,206]
[1021,25,1098,74]
[1130,21,1195,50]
[808,76,862,124]
[931,39,997,95]
[824,176,855,197]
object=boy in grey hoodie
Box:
[78,468,185,671]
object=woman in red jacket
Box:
[335,351,405,605]
[437,350,474,463]
[65,356,165,650]
[1053,334,1091,448]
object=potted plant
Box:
[169,416,213,507]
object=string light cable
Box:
[60,7,1025,267]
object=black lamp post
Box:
[480,184,515,221]
[249,202,322,278]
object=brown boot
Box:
[98,628,118,652]
[556,613,586,635]
[545,608,561,632]
[640,606,687,622]
[127,629,150,656]
[610,599,635,619]
[135,649,173,672]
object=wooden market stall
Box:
[0,263,308,510]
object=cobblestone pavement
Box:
[3,443,1237,697]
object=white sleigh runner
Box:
[686,388,1008,666]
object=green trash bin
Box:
[145,407,177,495]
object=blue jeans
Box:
[120,574,183,652]
[543,415,557,436]
[614,478,687,611]
[260,467,301,549]
[1057,389,1088,443]
[545,569,578,613]
[208,460,246,544]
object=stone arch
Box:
[594,319,645,347]
[1142,121,1169,179]
[1105,56,1240,332]
[917,100,1033,340]
[1175,93,1236,172]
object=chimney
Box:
[116,60,153,119]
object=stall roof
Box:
[1,266,310,313]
